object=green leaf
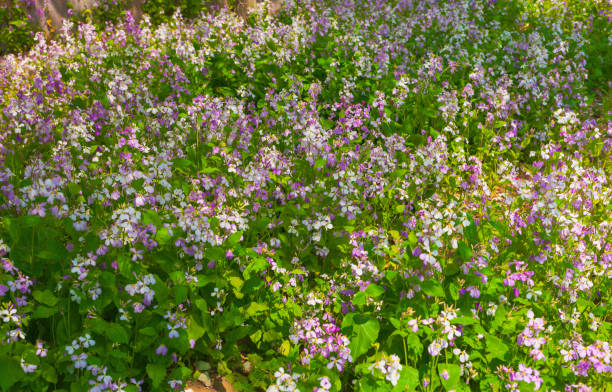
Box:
[250,330,262,345]
[365,283,385,298]
[408,231,418,248]
[451,316,478,325]
[40,362,58,383]
[393,365,419,391]
[188,316,206,341]
[116,255,133,275]
[31,305,58,319]
[173,285,188,304]
[139,327,157,337]
[229,276,244,298]
[245,302,268,317]
[142,209,162,227]
[243,257,268,279]
[105,323,129,344]
[405,333,422,355]
[225,325,252,344]
[146,363,166,388]
[314,158,326,169]
[438,363,461,390]
[33,290,59,307]
[347,314,379,359]
[173,158,192,168]
[279,340,291,356]
[226,231,243,245]
[67,183,82,197]
[389,317,401,329]
[155,227,172,245]
[3,218,18,242]
[490,306,507,332]
[448,283,459,301]
[321,118,334,130]
[458,242,473,261]
[242,277,264,294]
[480,374,501,392]
[421,280,445,297]
[485,334,508,360]
[352,291,366,306]
[0,355,22,391]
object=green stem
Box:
[403,335,409,367]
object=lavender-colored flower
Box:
[20,358,37,373]
[156,344,168,355]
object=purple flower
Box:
[156,345,168,355]
[15,296,27,307]
[36,341,48,357]
[440,368,450,380]
[72,353,88,369]
[20,359,37,373]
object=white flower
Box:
[428,338,448,356]
[72,353,88,369]
[526,290,542,301]
[20,358,37,373]
[387,370,401,386]
[486,302,497,316]
[319,376,331,390]
[0,307,18,323]
[453,348,469,363]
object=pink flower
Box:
[440,368,450,380]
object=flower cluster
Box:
[368,354,403,386]
[289,314,352,371]
[0,0,610,390]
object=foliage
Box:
[0,0,610,391]
[0,0,36,56]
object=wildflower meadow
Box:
[0,0,610,391]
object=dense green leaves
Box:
[0,0,609,391]
[343,313,380,359]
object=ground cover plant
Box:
[0,0,611,391]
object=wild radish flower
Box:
[36,341,47,357]
[79,334,95,348]
[486,302,498,316]
[0,306,18,323]
[419,239,439,266]
[72,353,88,369]
[211,287,225,298]
[21,358,37,373]
[526,289,542,301]
[167,325,179,339]
[440,368,450,380]
[428,338,448,356]
[327,356,344,371]
[368,354,403,386]
[317,376,331,391]
[407,318,419,332]
[156,345,168,355]
[453,348,469,363]
[66,340,80,355]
